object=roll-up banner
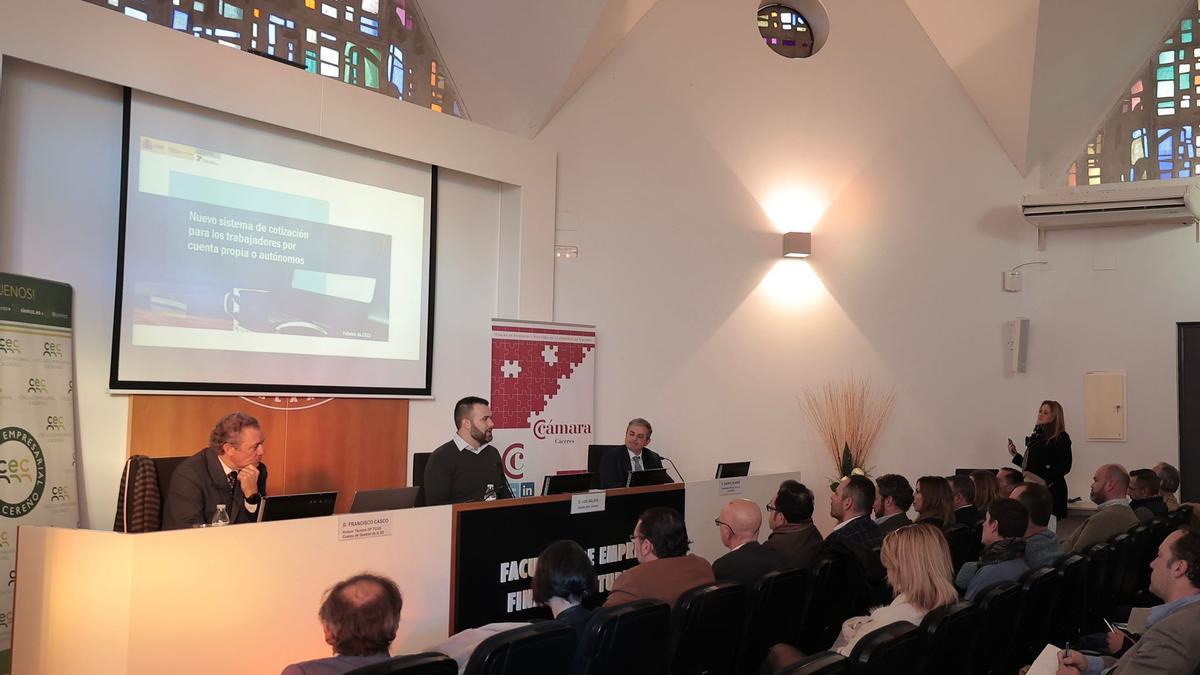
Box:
[0,273,81,673]
[490,319,595,496]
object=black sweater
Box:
[423,440,511,505]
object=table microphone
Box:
[658,455,685,483]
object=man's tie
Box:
[227,470,238,494]
[632,455,644,472]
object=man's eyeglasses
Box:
[628,532,643,543]
[714,518,732,531]
[765,503,777,513]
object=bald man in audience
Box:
[282,573,403,675]
[1063,464,1140,554]
[712,499,779,588]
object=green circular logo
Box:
[0,427,46,518]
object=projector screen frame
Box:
[109,87,438,397]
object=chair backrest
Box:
[345,652,459,675]
[574,599,670,675]
[411,452,432,506]
[1052,554,1089,643]
[847,621,921,675]
[668,580,747,675]
[775,652,850,675]
[463,622,576,675]
[1012,567,1062,664]
[967,582,1021,675]
[916,601,979,675]
[739,568,808,673]
[943,525,976,574]
[1081,542,1113,621]
[796,555,850,654]
[1108,531,1143,602]
[587,445,611,488]
[152,456,187,501]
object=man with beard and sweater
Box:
[423,396,513,505]
[956,498,1030,601]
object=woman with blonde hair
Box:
[970,470,1002,512]
[913,475,955,529]
[763,524,959,671]
[1006,400,1073,519]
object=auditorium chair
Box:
[738,568,809,674]
[773,652,849,675]
[573,599,671,675]
[1080,542,1113,628]
[669,580,748,675]
[345,652,459,675]
[914,601,979,675]
[966,582,1021,675]
[1051,554,1089,644]
[845,621,921,675]
[1106,532,1140,606]
[462,621,575,675]
[1010,567,1062,667]
[796,556,849,654]
[412,452,431,506]
[943,525,975,574]
[113,454,187,532]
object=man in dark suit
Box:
[948,474,981,526]
[282,573,403,675]
[604,507,714,607]
[762,480,824,571]
[873,474,914,536]
[423,396,512,505]
[162,411,268,529]
[712,499,778,588]
[596,418,669,489]
[823,475,884,558]
[1128,468,1169,523]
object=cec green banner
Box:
[0,273,81,671]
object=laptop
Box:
[257,491,338,522]
[715,461,751,479]
[626,468,671,487]
[349,487,421,513]
[542,473,594,496]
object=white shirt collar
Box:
[453,434,483,454]
[217,455,236,476]
[1098,497,1130,510]
[833,514,864,532]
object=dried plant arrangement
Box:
[799,375,896,490]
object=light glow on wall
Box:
[763,186,826,233]
[758,258,825,309]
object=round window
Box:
[758,4,815,59]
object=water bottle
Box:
[211,503,230,526]
[483,484,497,501]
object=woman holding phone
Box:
[1007,400,1072,519]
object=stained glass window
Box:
[1070,1,1200,184]
[81,0,465,117]
[757,4,814,59]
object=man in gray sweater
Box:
[1011,482,1062,569]
[1064,464,1139,554]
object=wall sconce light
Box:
[782,232,811,258]
[1002,261,1047,292]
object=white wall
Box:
[538,0,1175,514]
[0,60,506,528]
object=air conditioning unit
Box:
[1022,182,1200,249]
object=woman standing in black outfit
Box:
[1007,400,1072,518]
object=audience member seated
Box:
[1127,468,1168,523]
[955,498,1030,601]
[997,467,1023,498]
[762,480,824,571]
[1058,527,1200,675]
[1010,482,1062,570]
[971,470,1002,514]
[163,411,268,530]
[533,539,596,642]
[913,475,954,530]
[823,476,884,566]
[873,474,914,537]
[1155,462,1182,512]
[1064,464,1140,554]
[948,474,981,527]
[713,498,778,589]
[281,573,403,675]
[604,506,714,607]
[765,523,959,670]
